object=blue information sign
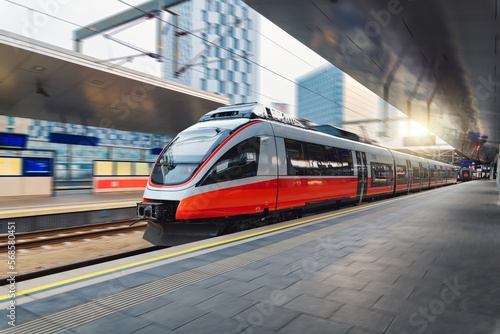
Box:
[0,132,28,150]
[49,133,99,146]
[150,148,163,155]
[23,157,53,177]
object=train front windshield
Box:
[150,118,250,186]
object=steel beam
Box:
[73,0,185,45]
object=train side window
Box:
[430,166,436,180]
[387,164,394,184]
[413,166,420,183]
[371,163,389,187]
[325,146,342,176]
[422,166,429,179]
[198,137,260,186]
[305,143,325,176]
[397,165,406,185]
[339,149,354,176]
[285,139,306,175]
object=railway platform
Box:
[0,191,142,233]
[1,180,499,333]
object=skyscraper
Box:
[296,64,344,126]
[162,0,259,104]
[297,64,403,144]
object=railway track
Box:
[0,219,148,252]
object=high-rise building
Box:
[297,65,405,145]
[296,64,344,126]
[162,0,259,104]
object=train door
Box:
[406,159,412,193]
[355,151,368,202]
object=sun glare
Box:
[407,120,429,137]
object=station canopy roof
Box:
[0,29,229,138]
[245,0,499,162]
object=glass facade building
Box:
[162,0,259,104]
[296,64,344,126]
[296,66,404,145]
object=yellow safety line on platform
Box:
[0,192,428,301]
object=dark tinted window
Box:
[371,163,392,187]
[306,143,325,176]
[397,165,407,185]
[339,149,354,176]
[284,139,354,176]
[430,166,437,180]
[199,137,260,186]
[422,166,429,179]
[324,146,343,176]
[413,167,420,183]
[285,139,306,175]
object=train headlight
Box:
[137,202,164,220]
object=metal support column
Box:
[156,8,165,62]
[383,85,389,137]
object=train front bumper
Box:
[137,201,223,246]
[136,202,164,221]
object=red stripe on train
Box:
[276,177,358,210]
[176,177,359,220]
[176,179,278,220]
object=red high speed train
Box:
[137,103,457,246]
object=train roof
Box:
[199,102,305,128]
[200,103,361,141]
[199,103,456,168]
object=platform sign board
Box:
[0,157,22,176]
[135,162,151,176]
[94,161,114,176]
[116,162,131,175]
[22,157,53,176]
[0,132,28,150]
[150,148,163,155]
[49,133,99,146]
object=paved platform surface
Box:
[0,191,142,219]
[1,180,499,333]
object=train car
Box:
[137,103,457,246]
[459,167,473,181]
